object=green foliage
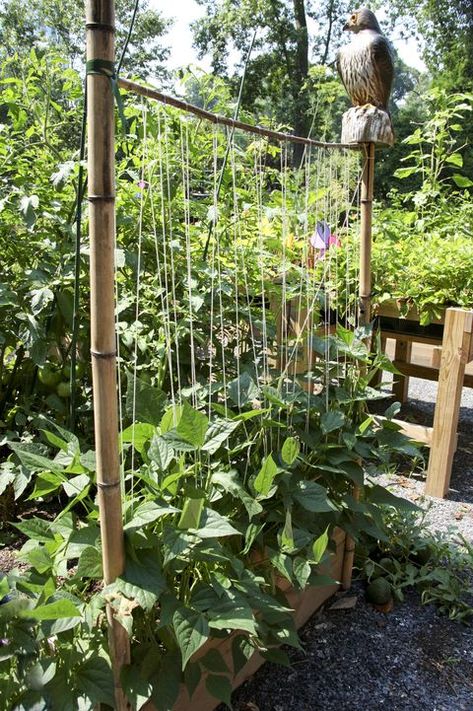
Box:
[314,199,473,325]
[393,89,473,199]
[380,0,473,189]
[371,207,473,324]
[360,508,473,623]
[0,50,92,435]
[1,19,470,709]
[311,92,473,324]
[373,90,473,323]
[0,0,171,79]
[192,0,352,161]
[382,0,473,93]
[0,333,422,707]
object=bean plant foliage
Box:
[0,331,420,709]
[0,50,424,710]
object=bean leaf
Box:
[173,608,209,669]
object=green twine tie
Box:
[85,59,127,135]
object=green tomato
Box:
[38,366,62,388]
[56,381,72,398]
[62,362,86,379]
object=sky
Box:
[149,0,426,72]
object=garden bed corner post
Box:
[86,0,130,707]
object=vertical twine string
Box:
[303,145,313,443]
[130,99,148,507]
[164,112,182,406]
[214,125,229,419]
[180,117,197,408]
[207,127,218,419]
[230,132,242,404]
[151,107,176,405]
[256,138,269,457]
[122,99,365,496]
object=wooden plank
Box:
[425,308,473,498]
[374,415,440,447]
[431,346,442,369]
[392,340,412,403]
[374,417,434,447]
[392,419,433,446]
[384,340,473,374]
[376,301,445,324]
[380,329,443,346]
[391,361,473,388]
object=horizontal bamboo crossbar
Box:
[118,77,363,150]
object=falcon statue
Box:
[337,8,394,111]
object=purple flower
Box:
[309,221,341,259]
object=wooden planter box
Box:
[374,299,446,326]
[144,528,346,711]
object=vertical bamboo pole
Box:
[359,142,375,330]
[86,1,130,707]
[342,142,375,590]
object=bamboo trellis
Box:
[85,2,375,705]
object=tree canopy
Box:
[0,0,171,78]
[192,0,355,162]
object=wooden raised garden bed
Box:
[374,302,473,498]
[273,294,473,498]
[144,528,346,711]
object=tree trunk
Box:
[292,0,310,166]
[321,0,335,65]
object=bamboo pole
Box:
[86,1,130,707]
[341,142,375,590]
[117,77,362,151]
[359,142,375,329]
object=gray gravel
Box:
[228,584,473,711]
[221,377,473,711]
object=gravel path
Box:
[228,584,473,711]
[222,377,473,711]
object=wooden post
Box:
[359,142,375,329]
[392,339,412,403]
[425,308,473,498]
[342,141,375,590]
[86,1,130,707]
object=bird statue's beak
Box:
[343,21,350,30]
